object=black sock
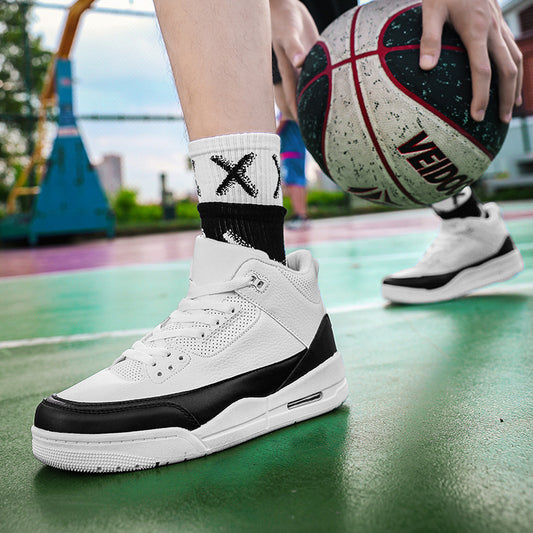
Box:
[198,202,286,263]
[432,189,484,220]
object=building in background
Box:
[503,0,533,114]
[480,1,533,192]
[96,154,123,197]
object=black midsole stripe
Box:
[383,236,516,290]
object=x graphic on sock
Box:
[272,154,281,199]
[211,152,258,198]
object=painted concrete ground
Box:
[1,203,532,533]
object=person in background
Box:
[277,114,309,229]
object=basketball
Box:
[296,0,509,207]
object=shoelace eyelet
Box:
[249,274,266,291]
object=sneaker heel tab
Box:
[312,256,320,276]
[484,202,500,216]
[286,249,317,275]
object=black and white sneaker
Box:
[32,236,348,473]
[382,203,524,304]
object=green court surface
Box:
[1,212,532,533]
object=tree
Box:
[112,188,138,222]
[0,0,51,206]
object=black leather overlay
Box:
[279,314,337,389]
[34,315,337,434]
[383,236,515,290]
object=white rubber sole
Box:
[32,352,348,473]
[381,248,524,304]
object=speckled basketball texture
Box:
[296,0,508,207]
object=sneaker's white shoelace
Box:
[118,275,254,366]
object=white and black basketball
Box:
[296,0,509,207]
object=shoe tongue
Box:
[190,236,270,284]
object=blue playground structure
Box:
[0,58,115,245]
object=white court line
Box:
[0,328,151,350]
[1,281,532,350]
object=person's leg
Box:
[155,0,287,262]
[276,109,309,226]
[155,1,275,139]
[287,185,308,218]
[31,0,347,473]
[382,187,524,304]
[274,53,309,226]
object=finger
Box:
[420,1,446,69]
[297,16,320,67]
[274,83,295,121]
[280,32,308,70]
[502,26,523,106]
[288,37,317,69]
[275,47,300,119]
[489,31,518,123]
[462,31,492,121]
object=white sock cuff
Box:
[432,186,472,212]
[189,133,282,206]
[189,133,280,157]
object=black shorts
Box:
[272,0,356,84]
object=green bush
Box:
[112,189,138,222]
[131,204,162,221]
[307,190,347,207]
[112,189,162,222]
[283,189,348,215]
[475,184,533,203]
[176,199,200,219]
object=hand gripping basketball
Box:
[296,0,510,207]
[421,0,523,123]
[270,0,320,119]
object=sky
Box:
[31,0,193,202]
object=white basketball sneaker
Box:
[382,203,524,304]
[32,236,348,473]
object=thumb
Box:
[420,3,445,70]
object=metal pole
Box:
[21,1,35,188]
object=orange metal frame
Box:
[7,0,96,214]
